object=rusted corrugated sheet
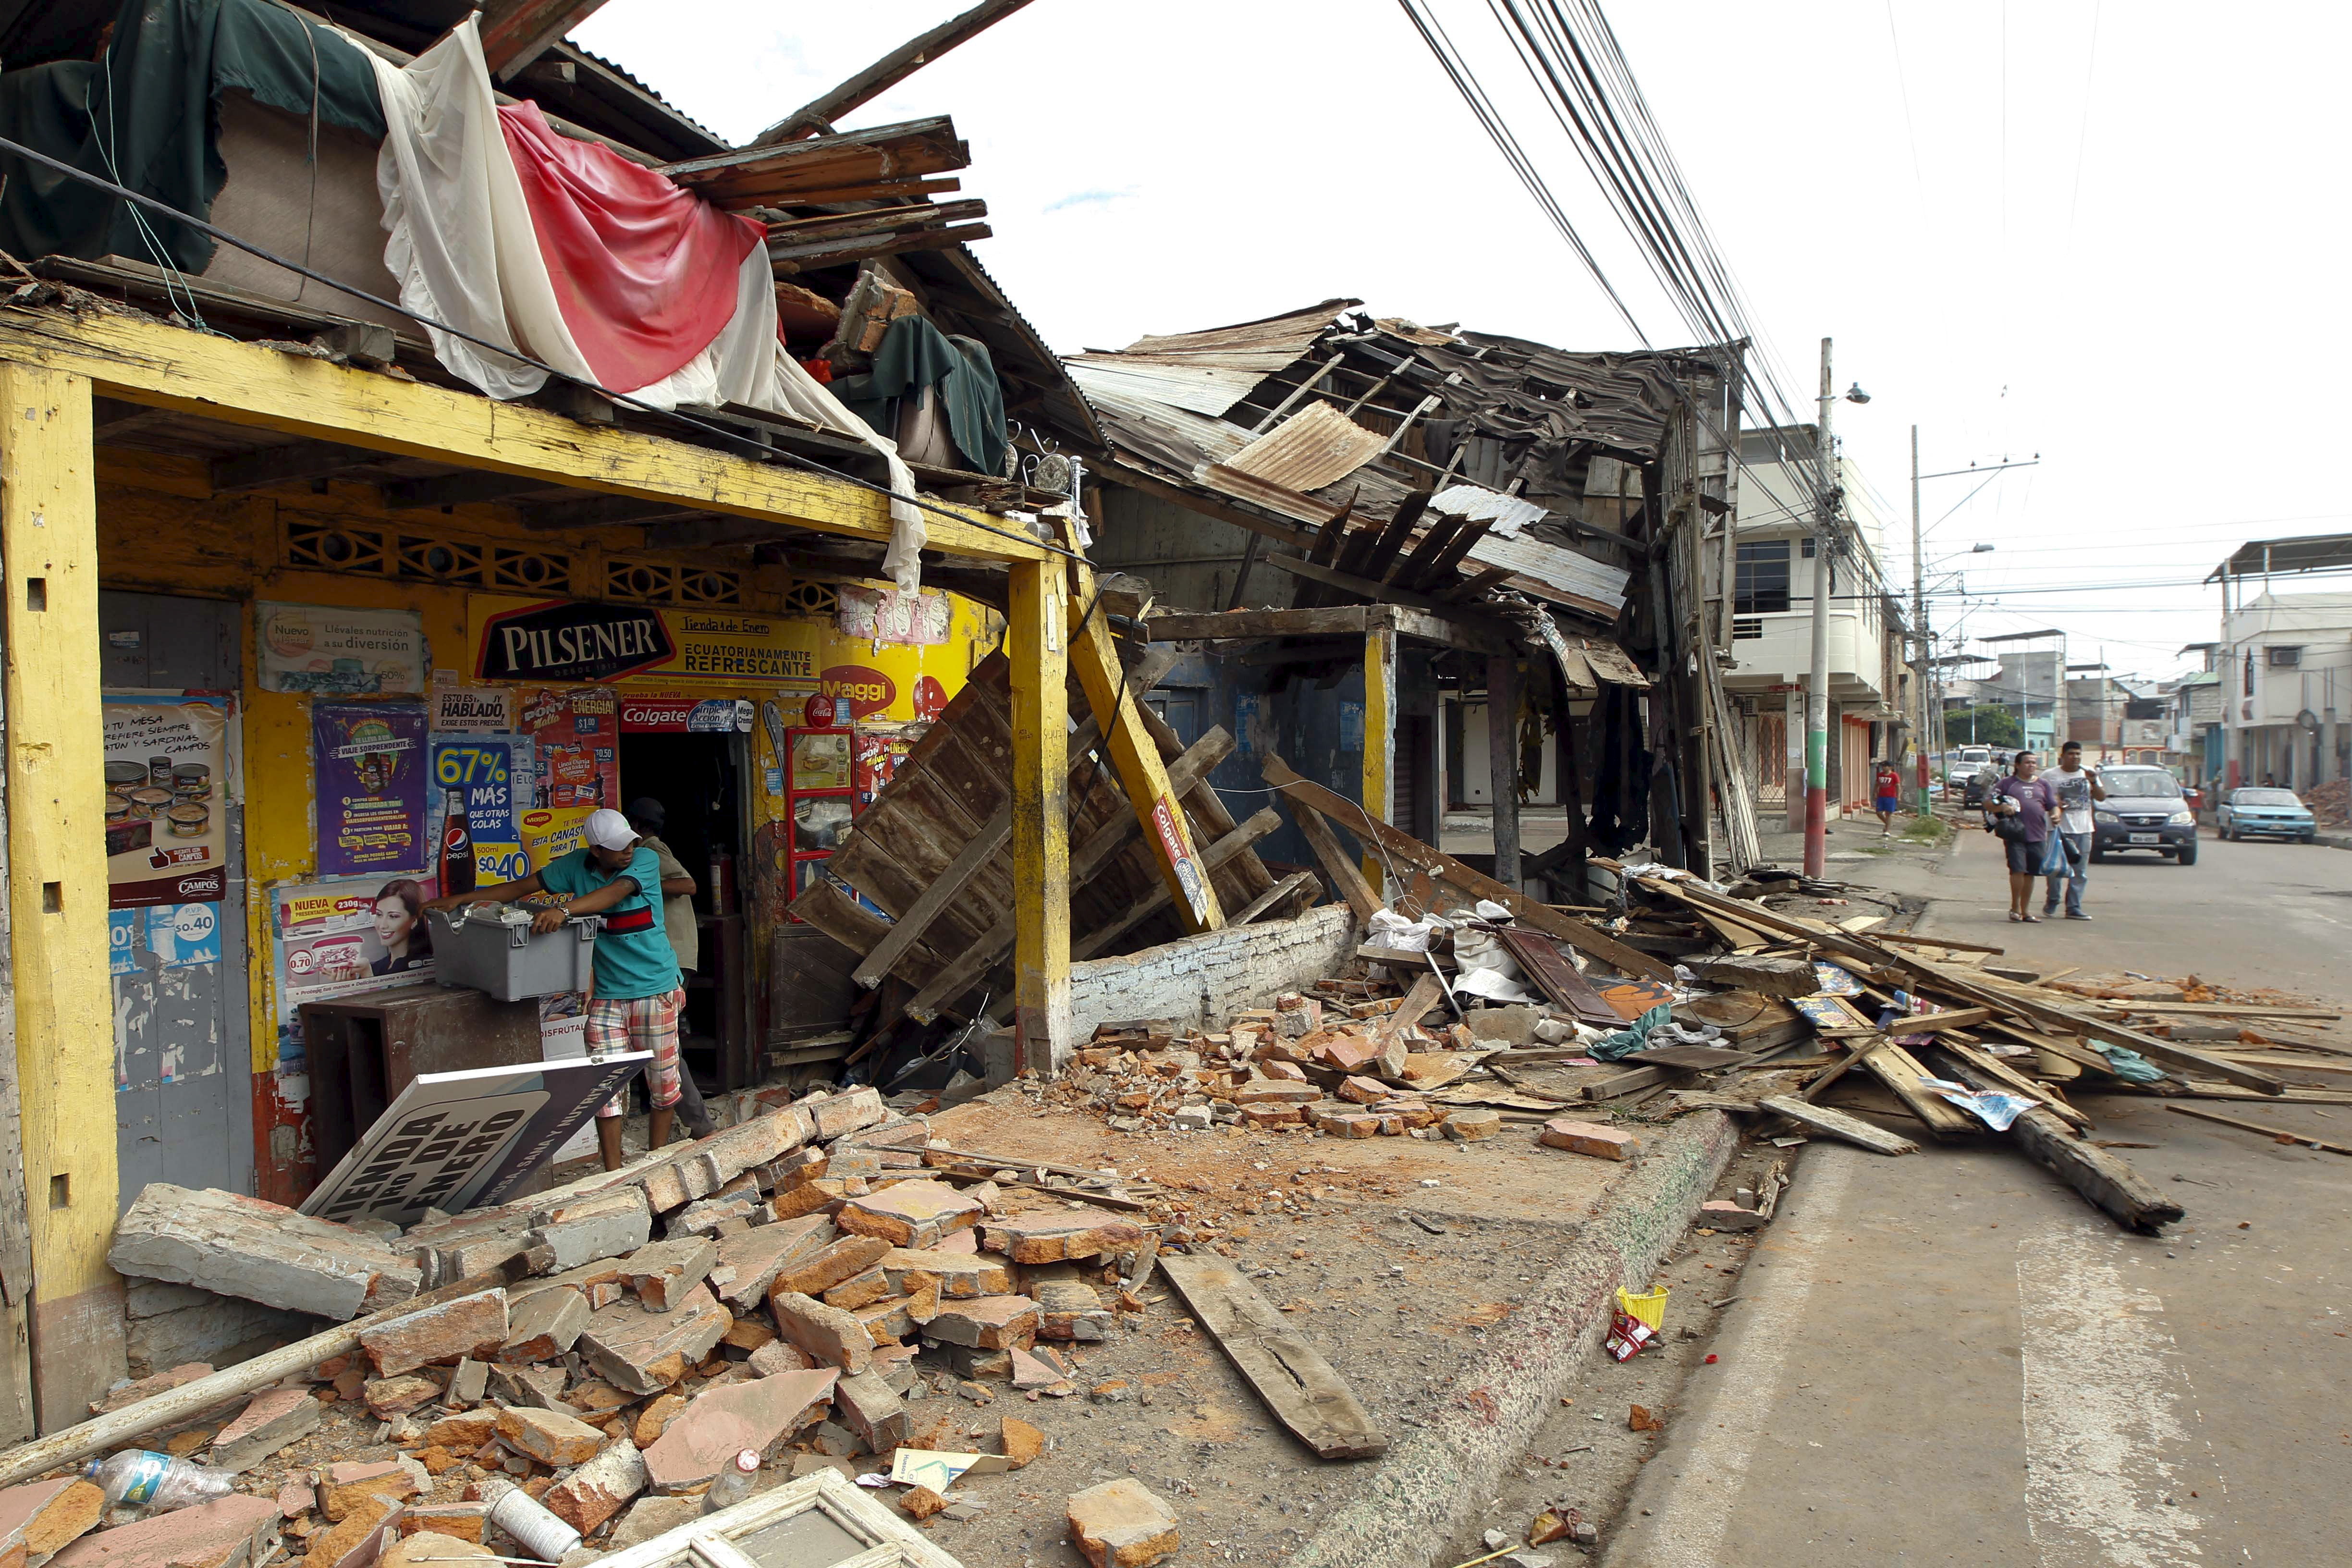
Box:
[1223,401,1387,491]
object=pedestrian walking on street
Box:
[1988,751,2059,922]
[2042,741,2103,919]
[1874,760,1902,837]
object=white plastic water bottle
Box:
[82,1451,234,1509]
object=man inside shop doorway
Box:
[626,796,715,1139]
[421,808,692,1169]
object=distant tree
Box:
[1948,706,2023,748]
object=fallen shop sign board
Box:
[300,1052,649,1226]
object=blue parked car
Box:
[2216,787,2318,843]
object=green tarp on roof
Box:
[0,0,384,275]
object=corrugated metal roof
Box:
[1113,299,1360,360]
[1067,359,1268,417]
[1064,302,1733,623]
[1223,401,1387,492]
[1431,483,1548,538]
[1066,298,1356,418]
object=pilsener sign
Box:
[475,600,675,682]
[468,596,822,689]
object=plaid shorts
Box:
[589,987,685,1119]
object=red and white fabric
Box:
[358,20,925,587]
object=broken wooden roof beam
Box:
[1143,603,1516,656]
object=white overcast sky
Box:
[577,0,2352,681]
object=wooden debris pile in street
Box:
[17,797,2346,1568]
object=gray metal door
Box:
[99,593,253,1206]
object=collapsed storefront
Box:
[1061,302,1762,893]
[0,0,1102,1432]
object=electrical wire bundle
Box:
[1396,0,1900,606]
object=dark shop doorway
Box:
[618,725,753,1094]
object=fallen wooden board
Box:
[1269,759,1674,981]
[1372,972,1446,1076]
[0,1266,517,1490]
[2211,1051,2352,1080]
[1629,1045,1757,1071]
[2164,1103,2352,1157]
[1687,953,1819,999]
[1289,794,1384,923]
[1854,1041,1979,1134]
[1902,954,2288,1094]
[2153,1083,2352,1105]
[1159,1252,1388,1460]
[1582,1065,1670,1100]
[1886,1007,1995,1035]
[2227,1026,2352,1057]
[1926,1049,2180,1231]
[1871,931,2006,955]
[1934,1039,2094,1131]
[1359,943,1457,971]
[1492,924,1629,1024]
[2100,1002,2342,1021]
[1757,1095,1920,1155]
[1627,873,1884,972]
[1230,869,1321,925]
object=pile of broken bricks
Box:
[1047,990,1528,1141]
[1038,989,1652,1163]
[0,1085,1206,1568]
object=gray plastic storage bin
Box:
[428,908,600,1001]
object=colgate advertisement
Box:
[618,697,756,734]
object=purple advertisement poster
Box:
[315,702,429,877]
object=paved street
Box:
[1605,826,2352,1567]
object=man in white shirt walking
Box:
[2042,741,2104,920]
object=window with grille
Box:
[284,518,570,592]
[604,558,745,607]
[783,580,840,618]
[1733,617,1764,640]
[1734,539,1790,614]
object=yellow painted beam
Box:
[0,304,1044,564]
[0,364,127,1429]
[1062,527,1223,931]
[1006,558,1070,1074]
[1361,626,1395,898]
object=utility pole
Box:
[1910,425,1929,815]
[1804,338,1835,878]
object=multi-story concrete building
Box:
[1721,425,1905,825]
[2210,537,2352,790]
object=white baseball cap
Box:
[584,808,637,851]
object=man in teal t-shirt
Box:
[421,808,685,1168]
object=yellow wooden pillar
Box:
[1360,626,1396,898]
[1006,558,1071,1074]
[0,364,127,1429]
[1061,531,1223,932]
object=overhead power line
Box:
[1398,0,1908,611]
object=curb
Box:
[1597,1143,1863,1568]
[1286,1110,1739,1568]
